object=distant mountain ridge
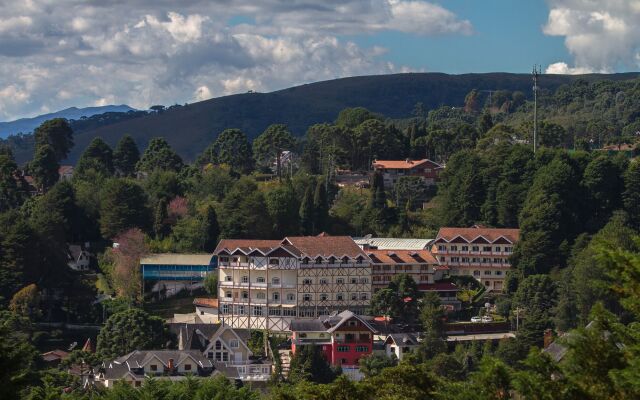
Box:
[0,105,136,138]
[5,72,640,164]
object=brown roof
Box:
[58,165,74,175]
[193,298,218,308]
[283,236,366,258]
[435,227,520,243]
[373,159,442,170]
[214,239,282,254]
[366,249,437,264]
[418,282,460,292]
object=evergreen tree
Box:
[581,155,624,230]
[299,186,314,235]
[623,160,640,228]
[30,144,59,192]
[252,124,294,179]
[370,171,386,209]
[99,179,150,238]
[33,118,74,161]
[265,183,300,237]
[153,198,168,239]
[198,128,254,174]
[202,205,220,252]
[96,308,165,358]
[218,177,272,239]
[313,180,328,233]
[137,137,183,173]
[113,135,140,177]
[75,137,114,178]
[0,149,24,212]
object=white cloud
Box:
[545,62,594,75]
[0,0,472,120]
[543,0,640,73]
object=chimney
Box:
[543,329,554,349]
[405,158,412,164]
[168,358,174,370]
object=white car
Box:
[471,316,482,323]
[481,316,494,323]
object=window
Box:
[269,258,279,266]
[351,277,357,284]
[473,270,480,277]
[351,293,357,300]
[184,364,191,371]
[269,307,281,316]
[256,276,265,283]
[494,246,502,252]
[360,293,368,300]
[462,257,469,262]
[241,276,249,283]
[283,308,297,316]
[484,270,492,275]
[242,291,249,299]
[221,304,230,314]
[320,278,328,284]
[482,258,491,263]
[438,245,445,251]
[253,306,263,316]
[229,339,239,348]
[225,291,232,298]
[472,246,479,252]
[225,276,232,281]
[238,305,245,315]
[219,257,229,262]
[485,281,491,286]
[472,257,480,263]
[232,257,239,262]
[303,294,312,301]
[483,246,491,252]
[461,246,468,251]
[207,352,213,359]
[215,340,222,350]
[256,292,266,299]
[505,247,513,253]
[495,271,503,276]
[355,346,369,352]
[286,293,295,301]
[451,257,460,262]
[450,245,457,251]
[337,346,349,352]
[493,258,501,263]
[359,333,369,341]
[150,364,157,371]
[303,278,312,285]
[348,320,357,327]
[336,293,344,301]
[272,277,280,285]
[336,278,345,284]
[360,277,368,283]
[320,293,328,301]
[272,292,280,301]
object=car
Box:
[471,316,482,323]
[481,316,494,323]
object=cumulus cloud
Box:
[543,0,640,74]
[0,0,473,120]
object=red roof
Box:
[366,249,437,264]
[418,282,460,292]
[214,239,282,254]
[373,159,442,170]
[435,227,520,243]
[283,236,367,258]
[193,298,218,308]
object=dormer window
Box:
[315,256,323,264]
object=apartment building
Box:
[372,158,443,188]
[365,249,444,292]
[214,235,372,332]
[432,227,520,292]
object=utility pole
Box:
[532,65,541,154]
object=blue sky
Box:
[0,0,638,120]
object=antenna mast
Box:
[532,65,540,154]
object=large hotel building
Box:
[214,235,371,331]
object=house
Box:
[58,165,74,181]
[193,298,219,322]
[67,244,92,271]
[384,333,420,360]
[354,236,433,251]
[140,254,216,296]
[169,322,272,382]
[289,310,377,367]
[365,248,444,292]
[215,235,371,331]
[432,226,520,292]
[42,349,69,365]
[417,282,462,311]
[97,350,215,388]
[372,158,443,189]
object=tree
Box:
[335,107,379,128]
[198,128,254,174]
[436,150,484,226]
[137,137,183,173]
[30,144,59,192]
[253,124,294,179]
[288,345,339,384]
[313,180,329,233]
[418,292,447,359]
[299,186,315,235]
[0,149,25,212]
[153,198,169,239]
[358,354,397,378]
[581,155,624,230]
[0,311,40,398]
[110,228,148,302]
[204,273,218,297]
[33,118,74,161]
[173,205,220,252]
[99,179,150,238]
[623,160,640,228]
[96,308,165,358]
[265,183,300,237]
[75,137,114,178]
[113,135,140,177]
[202,205,220,252]
[9,284,41,320]
[218,177,272,239]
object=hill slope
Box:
[0,105,136,138]
[11,72,640,164]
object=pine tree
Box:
[299,186,314,235]
[202,205,220,252]
[75,137,114,178]
[30,144,59,192]
[313,180,328,233]
[623,161,640,228]
[153,198,168,239]
[137,137,183,173]
[113,135,140,177]
[33,118,74,162]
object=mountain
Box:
[0,105,136,138]
[6,72,640,164]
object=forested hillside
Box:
[3,72,639,164]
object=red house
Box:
[289,310,377,367]
[372,158,443,189]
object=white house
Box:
[384,333,421,361]
[67,244,91,271]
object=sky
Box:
[1,0,640,121]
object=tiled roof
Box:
[435,227,520,243]
[386,333,420,346]
[418,282,460,292]
[104,350,214,380]
[140,254,214,265]
[289,310,377,333]
[354,237,433,250]
[214,239,282,254]
[366,249,437,264]
[372,159,442,170]
[283,236,367,258]
[58,165,74,175]
[193,298,218,308]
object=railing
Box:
[293,338,332,346]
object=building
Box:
[214,235,371,331]
[417,282,461,311]
[365,249,444,292]
[67,244,92,271]
[58,165,74,181]
[97,350,215,388]
[354,236,433,251]
[432,226,520,291]
[193,298,219,322]
[140,254,216,296]
[289,310,377,367]
[384,333,420,361]
[372,158,443,188]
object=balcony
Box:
[270,283,297,289]
[293,338,332,346]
